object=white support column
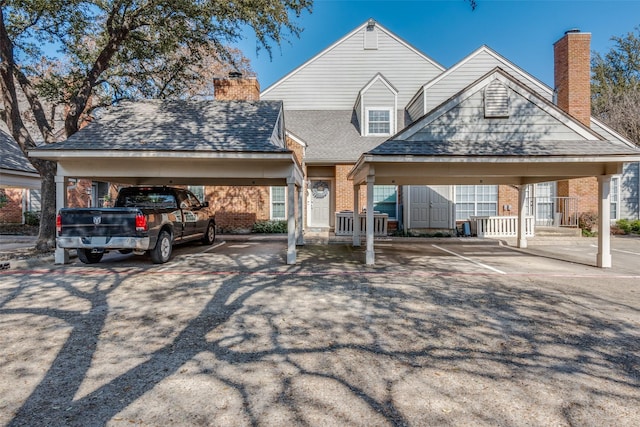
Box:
[296,183,304,246]
[55,174,70,264]
[286,178,297,265]
[353,184,360,247]
[597,175,612,268]
[365,175,375,265]
[517,185,528,249]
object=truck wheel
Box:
[202,222,216,245]
[78,249,103,264]
[150,230,172,264]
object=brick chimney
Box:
[213,72,260,100]
[554,30,598,215]
[553,29,591,127]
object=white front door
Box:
[307,180,331,228]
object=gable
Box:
[406,46,552,122]
[261,20,443,110]
[408,88,589,143]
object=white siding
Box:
[406,90,425,123]
[621,162,640,220]
[424,49,553,114]
[262,25,442,110]
[409,90,587,142]
[362,79,395,107]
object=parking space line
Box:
[590,244,640,256]
[432,244,506,275]
[201,241,226,253]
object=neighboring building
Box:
[260,20,638,232]
[0,128,41,224]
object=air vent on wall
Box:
[484,79,510,118]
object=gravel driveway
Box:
[1,239,639,426]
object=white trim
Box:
[29,150,296,161]
[270,186,287,220]
[261,20,444,97]
[357,153,640,165]
[610,175,621,221]
[360,73,399,95]
[285,131,307,147]
[591,117,638,149]
[364,107,395,136]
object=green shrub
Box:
[252,220,288,233]
[24,211,40,226]
[617,218,640,234]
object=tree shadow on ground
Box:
[1,243,639,426]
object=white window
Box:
[611,176,620,220]
[366,108,393,136]
[455,185,498,221]
[270,186,286,220]
[373,185,397,219]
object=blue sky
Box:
[235,0,640,91]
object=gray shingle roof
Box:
[35,100,289,153]
[0,127,37,173]
[368,139,640,157]
[285,110,388,162]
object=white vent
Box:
[484,80,509,118]
[364,23,378,50]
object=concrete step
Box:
[534,226,582,237]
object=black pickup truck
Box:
[56,186,216,264]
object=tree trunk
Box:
[33,159,58,252]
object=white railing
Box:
[470,216,535,238]
[335,211,389,236]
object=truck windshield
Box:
[116,193,176,208]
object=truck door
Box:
[186,191,209,237]
[178,191,206,239]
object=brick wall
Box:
[286,135,304,168]
[213,77,260,101]
[334,164,366,212]
[497,185,520,215]
[203,185,270,232]
[0,188,24,223]
[558,176,599,214]
[66,179,94,208]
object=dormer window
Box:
[366,108,393,135]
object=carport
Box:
[29,99,305,265]
[348,69,640,268]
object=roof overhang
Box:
[29,149,304,187]
[0,168,41,189]
[349,154,640,186]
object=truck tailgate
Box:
[58,208,140,236]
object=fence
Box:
[526,196,579,227]
[470,215,535,238]
[335,211,389,236]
